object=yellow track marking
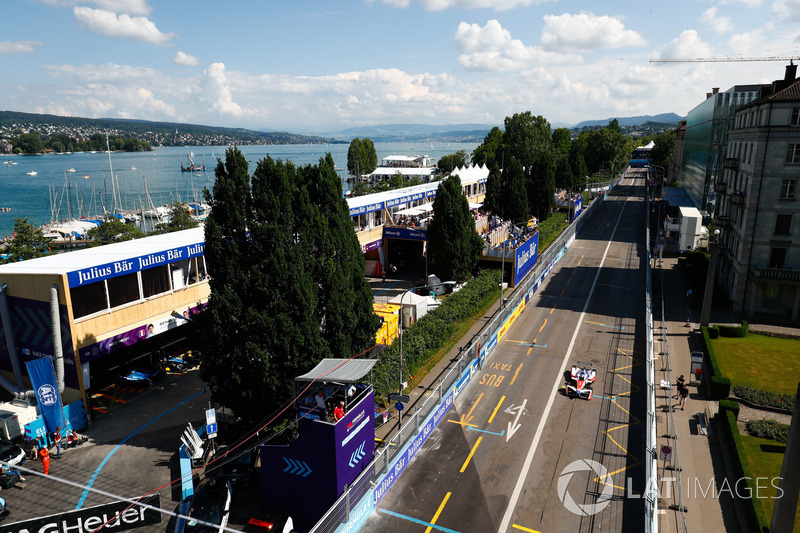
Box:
[512,525,542,533]
[488,396,505,424]
[93,392,128,404]
[425,492,452,533]
[510,364,523,386]
[447,419,477,428]
[538,319,547,333]
[549,305,555,314]
[460,393,483,425]
[526,347,532,356]
[460,436,483,473]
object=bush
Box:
[701,326,731,400]
[710,375,732,399]
[718,321,748,338]
[707,326,719,339]
[718,399,740,419]
[733,385,795,411]
[745,419,790,443]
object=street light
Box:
[700,229,721,327]
[398,281,455,428]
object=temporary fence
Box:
[309,175,623,533]
[644,192,659,532]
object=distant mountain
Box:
[571,113,684,129]
[321,123,494,143]
[0,111,342,146]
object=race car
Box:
[565,363,596,400]
[161,354,194,373]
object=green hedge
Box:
[746,419,790,443]
[372,268,500,399]
[733,385,795,411]
[701,326,731,400]
[707,326,720,339]
[718,399,740,419]
[718,321,749,338]
[717,411,766,530]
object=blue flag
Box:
[25,358,66,434]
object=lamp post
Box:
[398,281,455,429]
[700,229,721,327]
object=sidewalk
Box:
[653,256,740,533]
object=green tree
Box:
[86,215,146,245]
[525,148,556,222]
[427,175,485,281]
[651,131,676,170]
[584,119,632,174]
[568,147,588,191]
[198,148,379,423]
[502,158,530,223]
[503,112,552,169]
[12,133,45,154]
[437,150,470,175]
[151,202,199,234]
[554,154,574,190]
[1,218,50,263]
[552,128,572,156]
[347,137,377,177]
[471,127,503,169]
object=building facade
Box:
[715,64,800,322]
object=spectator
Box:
[679,385,689,410]
[52,426,63,458]
[674,375,685,399]
[333,401,345,421]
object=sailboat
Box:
[180,152,206,172]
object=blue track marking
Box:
[379,509,462,533]
[75,390,206,509]
[467,426,505,437]
[593,394,617,402]
[519,341,548,348]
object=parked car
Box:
[215,448,255,486]
[244,511,294,533]
[0,438,25,467]
[184,477,232,533]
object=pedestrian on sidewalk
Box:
[674,375,685,399]
[51,426,63,458]
[679,385,689,410]
[38,444,50,475]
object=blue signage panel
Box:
[67,242,205,287]
[25,357,66,434]
[574,197,582,219]
[349,202,384,217]
[383,227,428,241]
[514,231,539,283]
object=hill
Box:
[324,123,494,142]
[0,111,342,147]
[571,113,684,129]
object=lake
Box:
[0,142,478,238]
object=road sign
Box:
[395,402,404,411]
[660,445,672,462]
[207,423,218,438]
[389,393,410,402]
[206,409,217,439]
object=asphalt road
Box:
[362,172,649,533]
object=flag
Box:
[25,358,66,434]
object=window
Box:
[792,107,800,126]
[769,247,787,268]
[141,266,171,298]
[765,283,780,299]
[788,144,800,163]
[71,280,108,319]
[781,180,797,200]
[775,214,792,235]
[107,272,141,308]
[170,259,193,290]
[198,256,208,280]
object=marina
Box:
[0,142,477,239]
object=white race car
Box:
[566,364,596,400]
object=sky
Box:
[1,0,799,134]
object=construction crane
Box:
[650,57,797,63]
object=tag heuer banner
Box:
[25,357,66,434]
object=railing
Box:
[309,173,625,533]
[752,266,800,282]
[723,157,739,170]
[716,215,731,228]
[730,193,746,205]
[714,181,727,194]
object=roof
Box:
[0,227,205,277]
[663,186,695,208]
[389,290,430,306]
[295,358,379,383]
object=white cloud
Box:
[454,20,579,72]
[374,0,554,11]
[540,12,647,52]
[715,0,763,6]
[32,0,152,15]
[773,0,800,22]
[0,40,43,53]
[43,62,160,82]
[657,30,712,59]
[728,25,771,52]
[73,7,173,46]
[174,51,199,66]
[203,63,244,117]
[699,7,733,34]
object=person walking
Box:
[38,444,50,475]
[674,375,685,399]
[679,385,689,410]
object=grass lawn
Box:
[711,334,800,395]
[737,433,800,532]
[539,212,568,252]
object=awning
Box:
[468,202,483,210]
[295,358,380,384]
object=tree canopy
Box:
[437,150,470,175]
[86,215,146,245]
[198,147,379,423]
[0,218,50,263]
[427,175,485,282]
[346,137,378,177]
[151,202,200,235]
